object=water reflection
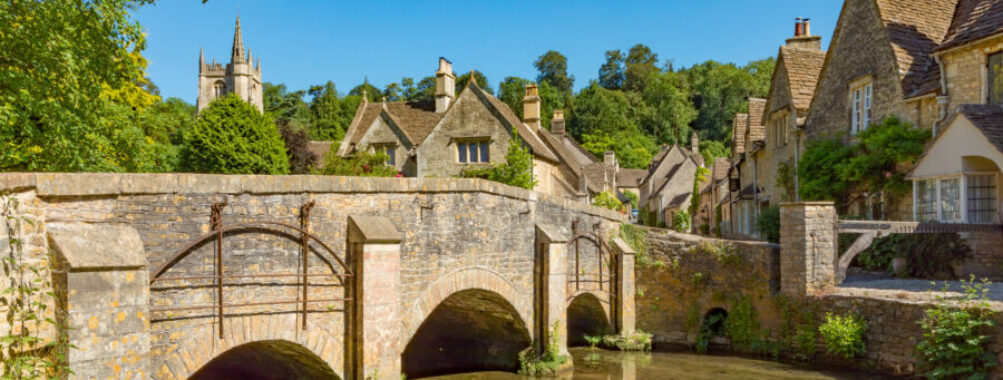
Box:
[423,348,890,380]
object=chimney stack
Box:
[691,133,700,157]
[523,83,541,130]
[786,17,822,50]
[604,150,616,167]
[435,57,455,113]
[551,109,566,135]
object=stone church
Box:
[197,16,263,113]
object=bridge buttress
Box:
[779,202,838,298]
[347,216,403,380]
[611,238,636,334]
[535,224,570,358]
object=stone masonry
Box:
[779,202,837,297]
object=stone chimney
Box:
[604,151,616,167]
[435,57,455,113]
[691,133,699,157]
[785,17,822,50]
[523,84,541,130]
[551,109,566,135]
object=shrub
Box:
[461,132,537,189]
[518,321,568,375]
[592,191,622,210]
[916,277,997,379]
[672,210,691,232]
[756,206,780,243]
[600,330,652,352]
[852,234,971,278]
[181,94,290,174]
[623,191,639,209]
[315,148,397,177]
[277,121,317,174]
[818,313,867,359]
[620,224,650,267]
[725,296,760,352]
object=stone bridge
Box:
[0,173,633,379]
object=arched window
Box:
[213,81,226,98]
[249,83,256,103]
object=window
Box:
[916,179,937,222]
[375,145,396,166]
[941,178,962,222]
[457,141,489,163]
[967,174,997,223]
[213,81,226,98]
[990,52,1003,105]
[851,82,872,135]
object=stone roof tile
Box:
[875,0,959,96]
[732,114,748,155]
[780,47,827,111]
[938,0,1003,52]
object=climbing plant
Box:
[1,192,71,379]
[916,277,997,379]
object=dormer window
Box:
[850,79,872,135]
[457,140,490,163]
[989,52,1003,105]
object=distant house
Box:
[908,0,1003,224]
[729,99,767,239]
[696,157,731,234]
[639,136,701,227]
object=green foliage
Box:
[592,191,622,211]
[572,82,656,169]
[639,71,697,145]
[583,334,601,350]
[619,224,650,267]
[672,210,691,233]
[455,70,493,95]
[600,330,653,352]
[599,49,625,90]
[725,296,760,352]
[775,160,796,202]
[308,81,351,141]
[535,50,575,96]
[263,82,310,129]
[798,118,930,208]
[755,206,781,243]
[180,95,290,174]
[624,191,639,209]
[518,321,568,375]
[681,58,775,142]
[819,313,867,359]
[348,79,381,101]
[689,167,711,226]
[690,241,742,266]
[460,132,537,189]
[2,193,72,378]
[852,234,972,278]
[774,294,819,361]
[316,147,396,177]
[917,278,997,379]
[277,123,317,174]
[695,311,724,354]
[699,140,730,165]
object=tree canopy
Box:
[180,94,289,174]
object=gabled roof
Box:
[732,114,748,155]
[307,141,332,164]
[344,100,442,149]
[582,163,616,193]
[746,99,767,146]
[617,169,648,188]
[937,0,1003,52]
[875,0,959,97]
[778,46,827,112]
[954,104,1003,152]
[712,157,730,182]
[468,83,560,162]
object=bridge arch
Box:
[190,339,339,380]
[157,315,342,380]
[566,292,612,346]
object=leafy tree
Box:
[756,206,781,243]
[263,82,309,128]
[840,117,930,198]
[599,49,625,90]
[278,123,316,174]
[348,79,382,101]
[461,132,537,189]
[798,138,855,205]
[498,76,533,117]
[534,50,574,96]
[455,70,493,95]
[571,82,655,169]
[309,81,346,140]
[682,58,775,142]
[699,140,730,164]
[180,94,289,174]
[383,82,403,102]
[639,71,696,145]
[316,148,396,177]
[624,44,659,93]
[0,0,166,172]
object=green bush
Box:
[600,330,652,352]
[461,132,537,189]
[852,234,971,278]
[592,191,622,210]
[620,224,650,267]
[624,191,640,209]
[518,321,568,375]
[756,206,780,243]
[724,296,760,353]
[181,94,290,174]
[818,313,867,359]
[917,278,997,379]
[672,210,691,233]
[315,148,396,177]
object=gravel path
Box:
[836,274,1003,307]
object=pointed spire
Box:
[232,15,245,63]
[199,47,205,72]
[247,48,252,63]
[256,58,261,72]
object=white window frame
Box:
[850,78,873,135]
[913,172,1000,224]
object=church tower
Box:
[197,15,263,113]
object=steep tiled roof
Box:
[747,99,767,145]
[958,104,1003,153]
[475,85,559,162]
[732,114,748,155]
[780,47,827,112]
[583,163,616,193]
[937,0,1003,52]
[616,169,648,188]
[875,0,959,96]
[347,100,442,147]
[712,157,730,182]
[307,141,332,165]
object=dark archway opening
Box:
[566,293,611,347]
[702,308,728,336]
[189,340,339,380]
[402,289,532,378]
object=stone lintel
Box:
[348,215,403,244]
[535,224,568,244]
[610,237,636,255]
[48,223,147,271]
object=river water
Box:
[424,348,889,380]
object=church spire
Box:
[199,47,205,72]
[231,15,245,63]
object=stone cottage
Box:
[197,16,263,113]
[696,157,731,235]
[639,137,701,227]
[728,98,767,239]
[908,0,1003,226]
[335,57,624,201]
[762,19,827,205]
[804,0,959,219]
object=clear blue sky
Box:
[133,1,842,103]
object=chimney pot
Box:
[551,109,566,135]
[803,18,811,36]
[795,17,803,37]
[435,57,456,113]
[604,150,616,167]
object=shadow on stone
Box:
[189,340,339,380]
[567,293,611,347]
